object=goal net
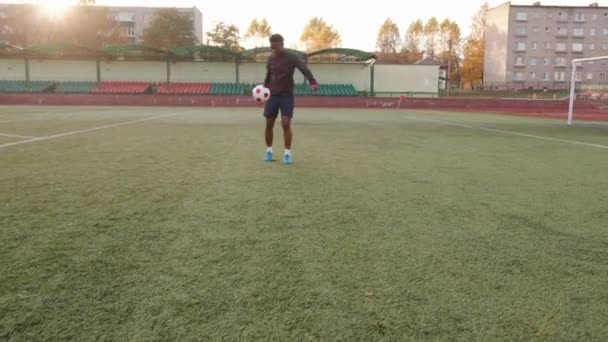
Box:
[568,56,608,125]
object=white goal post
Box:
[568,56,608,125]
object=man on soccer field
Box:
[263,34,318,165]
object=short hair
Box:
[269,34,284,43]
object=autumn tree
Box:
[376,18,401,53]
[143,9,197,50]
[300,17,341,52]
[424,17,439,58]
[206,21,243,52]
[402,19,424,63]
[245,18,272,47]
[462,2,489,89]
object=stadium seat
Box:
[157,82,212,95]
[0,80,53,93]
[292,83,358,97]
[210,82,246,95]
[56,81,97,94]
[91,81,151,94]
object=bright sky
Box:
[4,0,608,50]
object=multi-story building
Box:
[0,4,203,46]
[104,6,203,45]
[484,1,608,88]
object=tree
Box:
[245,18,272,47]
[143,9,197,50]
[376,18,401,53]
[300,17,341,52]
[206,22,243,52]
[424,17,439,58]
[438,18,462,86]
[462,2,489,89]
[60,6,123,49]
[402,19,424,62]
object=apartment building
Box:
[484,1,608,87]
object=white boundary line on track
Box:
[0,133,39,139]
[407,116,608,150]
[0,112,182,150]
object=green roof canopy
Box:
[241,47,307,61]
[104,44,167,59]
[307,48,377,63]
[171,45,238,61]
[25,43,99,59]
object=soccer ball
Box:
[252,85,270,103]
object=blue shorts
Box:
[264,94,294,119]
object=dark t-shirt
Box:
[264,51,317,96]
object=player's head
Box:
[269,34,285,54]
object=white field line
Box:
[407,116,608,150]
[0,133,39,139]
[0,112,181,150]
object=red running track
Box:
[0,93,606,121]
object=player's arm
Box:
[263,60,271,88]
[293,56,318,91]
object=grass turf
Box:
[1,106,608,340]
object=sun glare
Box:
[38,0,74,20]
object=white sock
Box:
[285,149,291,156]
[266,147,273,153]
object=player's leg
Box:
[263,96,280,162]
[279,95,295,165]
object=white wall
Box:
[0,59,26,80]
[308,63,370,91]
[30,60,97,81]
[374,64,439,94]
[100,61,166,81]
[171,62,236,82]
[0,58,439,95]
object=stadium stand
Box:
[91,82,151,94]
[0,81,53,93]
[157,82,212,95]
[55,81,97,94]
[211,82,246,95]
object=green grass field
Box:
[1,106,608,340]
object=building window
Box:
[572,43,584,52]
[516,12,528,21]
[557,12,568,22]
[554,71,566,82]
[556,42,567,51]
[600,73,607,80]
[543,72,550,81]
[589,28,596,36]
[554,57,567,66]
[515,27,527,36]
[556,27,568,36]
[589,43,595,50]
[587,73,593,80]
[515,56,525,66]
[532,42,538,50]
[514,72,525,81]
[545,42,551,50]
[591,14,598,20]
[604,28,608,35]
[515,42,526,51]
[532,26,539,34]
[576,72,583,82]
[573,28,584,37]
[574,13,585,22]
[545,26,551,34]
[544,57,550,65]
[603,44,608,50]
[530,57,537,66]
[530,71,537,79]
